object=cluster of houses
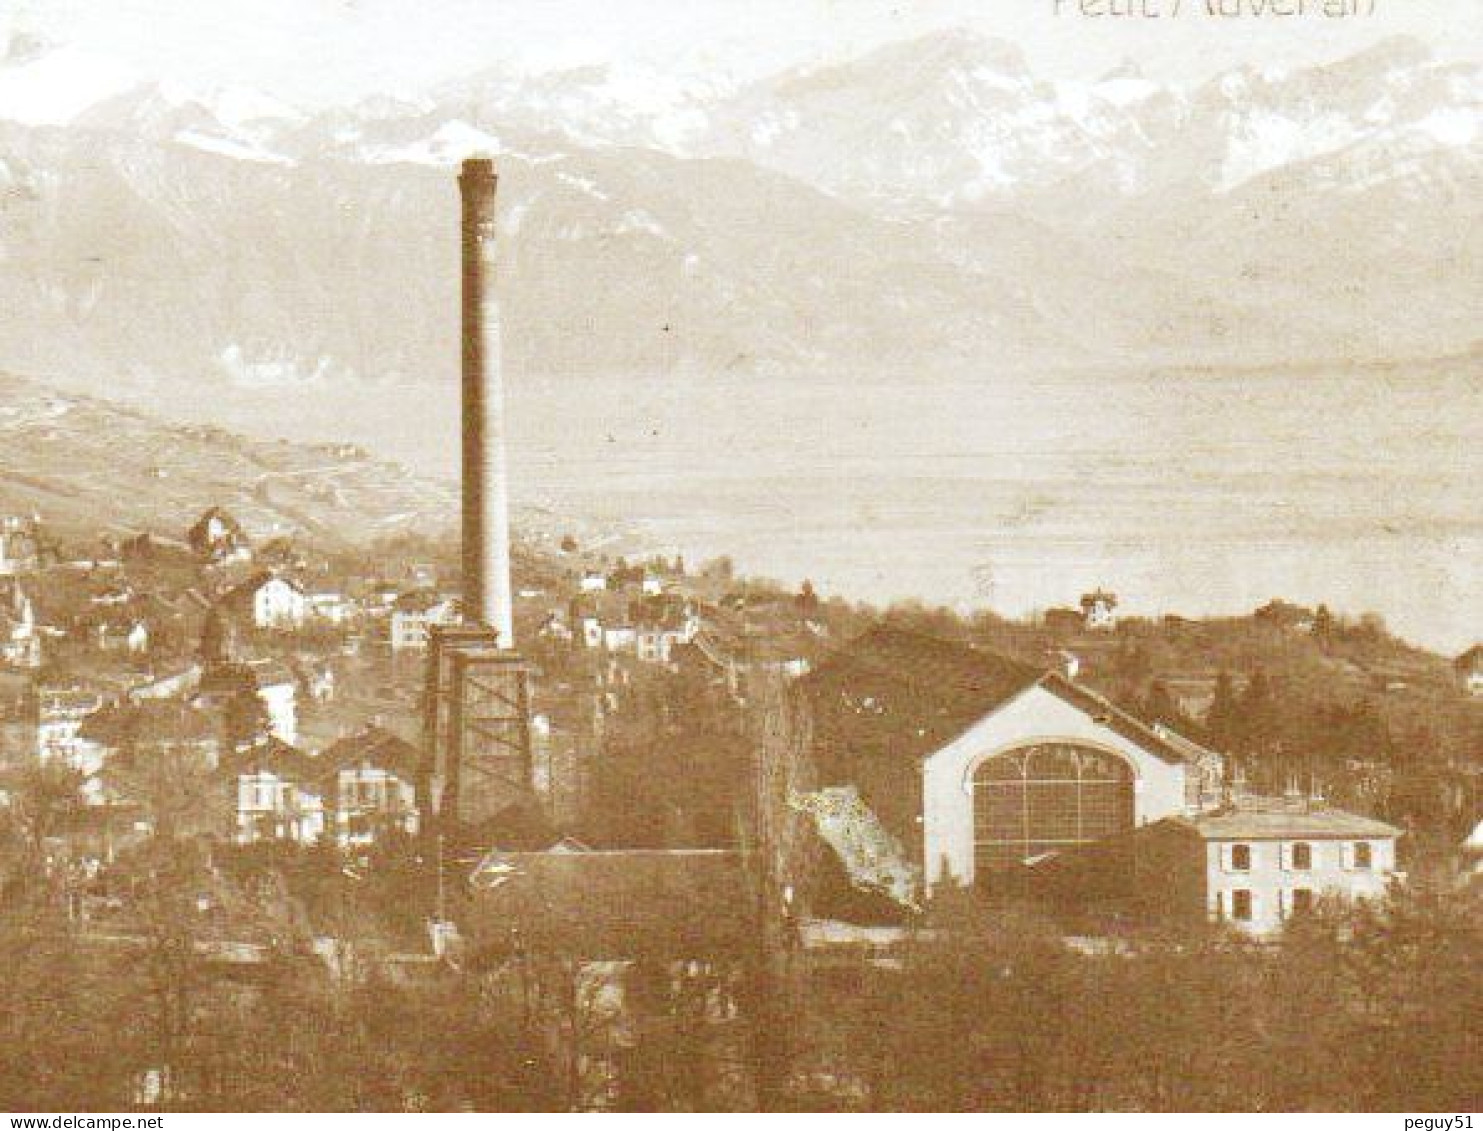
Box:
[1,508,453,853]
[5,504,1475,949]
[231,726,420,848]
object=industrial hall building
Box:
[797,626,1401,934]
[800,626,1227,894]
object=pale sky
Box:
[4,0,1479,107]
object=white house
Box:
[1080,589,1119,632]
[389,592,460,651]
[802,626,1224,896]
[601,624,637,653]
[317,726,421,848]
[187,508,252,564]
[247,660,298,746]
[249,575,307,629]
[1462,818,1483,882]
[0,516,40,576]
[1133,803,1404,938]
[306,591,354,624]
[37,687,122,803]
[37,687,109,777]
[0,580,41,668]
[230,738,323,845]
[223,572,307,630]
[1454,646,1483,698]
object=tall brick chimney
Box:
[458,156,514,646]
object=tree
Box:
[796,580,820,617]
[1141,680,1180,727]
[1313,603,1335,643]
[1206,670,1241,750]
[222,690,272,751]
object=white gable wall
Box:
[922,684,1190,889]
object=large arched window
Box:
[972,744,1134,877]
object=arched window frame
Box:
[967,740,1138,878]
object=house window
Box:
[1291,842,1312,870]
[1231,889,1253,922]
[1290,889,1314,916]
[1352,841,1373,870]
[1230,843,1252,871]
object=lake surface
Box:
[246,361,1483,654]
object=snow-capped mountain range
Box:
[0,28,1476,427]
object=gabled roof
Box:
[1464,818,1483,853]
[316,725,421,782]
[220,571,302,611]
[802,624,1209,767]
[392,589,458,615]
[227,735,317,782]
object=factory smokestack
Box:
[458,156,514,647]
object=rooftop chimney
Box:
[458,157,514,647]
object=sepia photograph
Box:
[0,0,1478,1116]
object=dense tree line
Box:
[790,886,1481,1112]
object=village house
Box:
[187,507,252,564]
[36,686,111,791]
[1080,589,1119,632]
[223,572,308,631]
[1453,646,1483,697]
[799,626,1226,897]
[1126,801,1404,938]
[228,736,323,845]
[316,726,421,848]
[569,591,626,651]
[306,590,354,624]
[0,579,41,668]
[536,609,574,643]
[89,614,150,655]
[226,727,419,849]
[389,591,460,650]
[0,516,41,576]
[1463,819,1483,882]
[632,596,700,664]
